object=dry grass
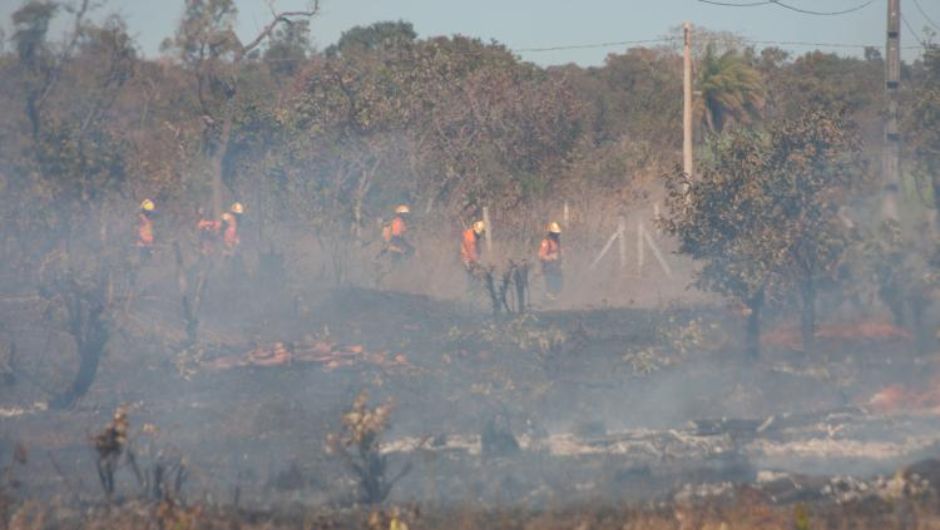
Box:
[6,488,940,530]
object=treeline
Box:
[1,1,940,354]
[1,2,928,249]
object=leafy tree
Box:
[279,34,584,255]
[325,20,416,57]
[12,1,56,67]
[162,0,318,218]
[585,47,682,147]
[263,18,311,78]
[663,108,862,356]
[4,1,139,408]
[772,51,882,139]
[766,110,864,351]
[909,45,940,218]
[695,43,766,133]
[663,129,773,357]
[861,221,935,351]
[161,0,242,219]
[13,0,60,139]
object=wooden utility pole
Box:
[683,22,694,179]
[882,0,901,221]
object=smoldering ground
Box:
[1,258,938,512]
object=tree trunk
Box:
[51,287,109,409]
[52,333,105,409]
[174,242,210,347]
[210,111,234,219]
[745,289,764,359]
[800,278,816,353]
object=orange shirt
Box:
[460,228,480,265]
[384,216,407,242]
[390,216,406,238]
[137,213,154,247]
[538,237,560,262]
[223,216,239,249]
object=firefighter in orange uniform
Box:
[461,220,485,274]
[382,205,414,260]
[221,202,244,256]
[538,222,563,299]
[137,199,156,259]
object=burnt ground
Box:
[1,270,939,526]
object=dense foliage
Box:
[0,0,939,364]
[663,108,864,356]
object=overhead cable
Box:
[515,38,671,52]
[766,0,877,16]
[516,37,921,53]
[902,14,928,48]
[697,0,773,7]
[912,0,940,32]
[699,0,877,16]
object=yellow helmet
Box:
[472,220,485,235]
[395,204,410,214]
[547,221,561,234]
[230,202,245,215]
[140,199,155,212]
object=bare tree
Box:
[165,0,320,218]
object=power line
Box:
[515,37,921,54]
[748,39,877,49]
[749,39,918,51]
[911,0,940,33]
[514,38,672,53]
[902,13,928,48]
[767,0,877,16]
[699,0,878,16]
[697,0,773,7]
[256,34,923,62]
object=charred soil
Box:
[0,282,937,527]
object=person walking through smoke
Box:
[381,204,415,261]
[222,202,244,257]
[460,220,486,291]
[136,199,157,261]
[538,221,563,300]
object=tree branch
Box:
[38,0,91,110]
[237,2,320,61]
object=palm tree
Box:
[696,43,766,133]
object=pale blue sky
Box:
[0,0,933,65]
